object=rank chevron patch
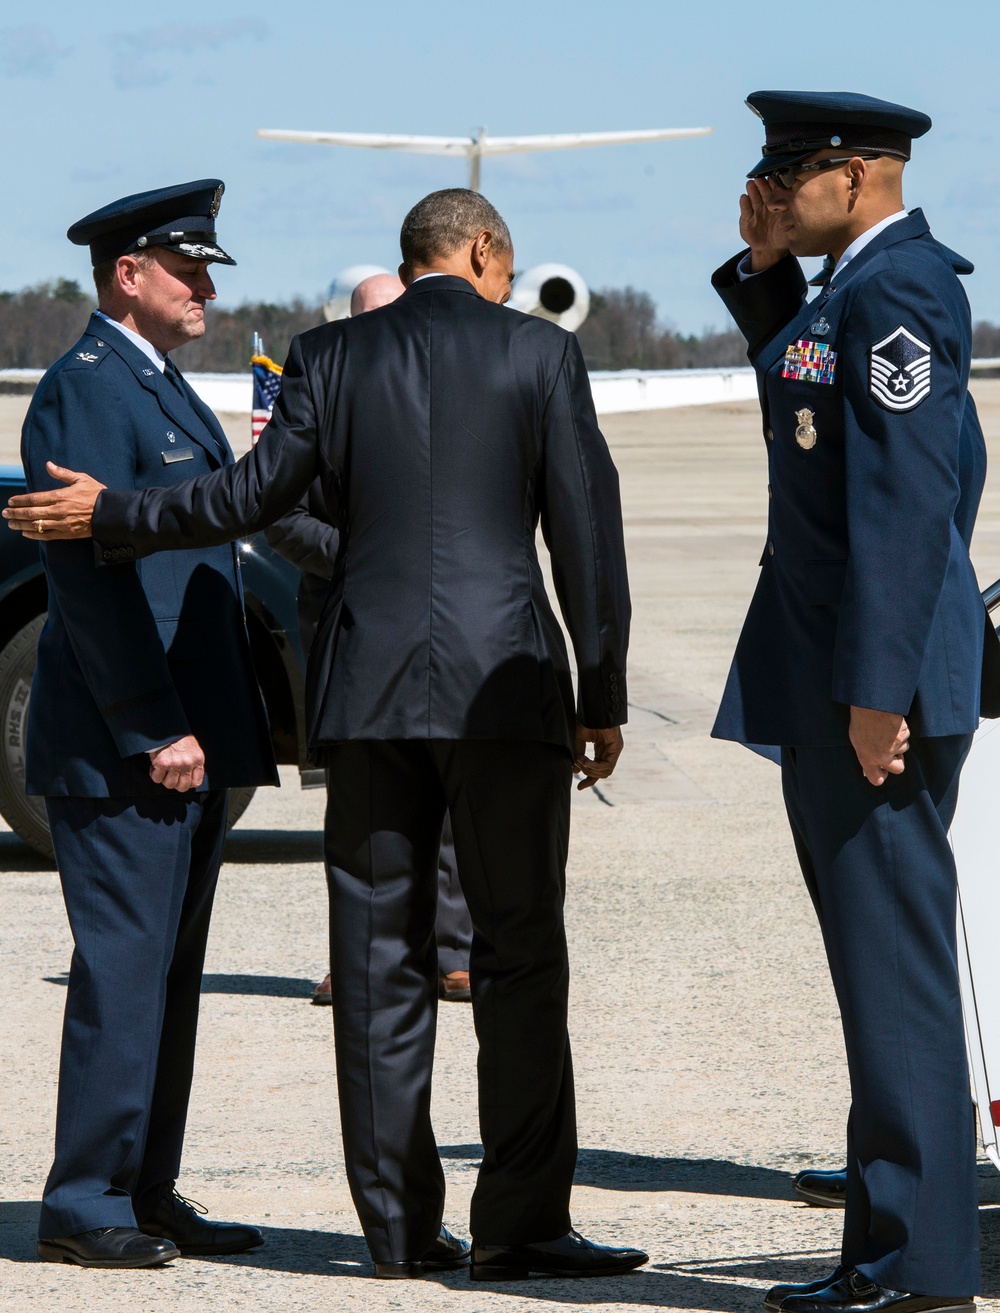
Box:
[869,325,931,412]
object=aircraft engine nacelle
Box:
[323,264,391,321]
[508,263,590,332]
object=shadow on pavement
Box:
[0,832,54,871]
[40,973,318,998]
[207,1234,762,1306]
[223,830,324,865]
[201,974,316,998]
[439,1145,793,1200]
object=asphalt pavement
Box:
[4,386,1000,1312]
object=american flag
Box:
[251,333,283,444]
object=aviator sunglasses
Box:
[761,154,882,190]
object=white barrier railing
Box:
[5,360,1000,418]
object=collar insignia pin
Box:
[795,408,818,450]
[142,368,154,376]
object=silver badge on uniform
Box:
[869,325,931,412]
[795,408,817,449]
[809,317,831,337]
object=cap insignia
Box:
[209,183,224,218]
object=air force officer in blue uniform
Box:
[711,93,1000,1313]
[24,182,275,1267]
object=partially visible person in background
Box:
[265,272,474,1006]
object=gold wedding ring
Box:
[35,520,44,534]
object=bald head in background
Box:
[351,273,405,316]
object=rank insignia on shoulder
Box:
[782,339,837,385]
[869,325,931,412]
[76,351,99,362]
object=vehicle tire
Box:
[0,614,53,857]
[0,613,257,859]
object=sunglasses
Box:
[761,154,882,191]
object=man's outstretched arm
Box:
[5,335,325,552]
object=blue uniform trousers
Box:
[38,790,227,1239]
[781,736,979,1296]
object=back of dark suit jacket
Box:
[94,275,632,752]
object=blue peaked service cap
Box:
[67,178,236,266]
[744,91,932,178]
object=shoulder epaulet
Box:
[935,242,975,277]
[61,336,113,372]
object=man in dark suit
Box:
[709,93,1000,1313]
[265,270,475,1007]
[10,188,644,1282]
[22,180,275,1268]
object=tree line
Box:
[6,278,1000,374]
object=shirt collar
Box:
[94,310,167,373]
[831,210,908,282]
[411,272,449,283]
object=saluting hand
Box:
[3,462,104,539]
[739,178,790,273]
[148,735,206,792]
[849,706,910,787]
[574,724,624,792]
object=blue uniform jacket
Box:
[21,314,277,796]
[711,209,1000,747]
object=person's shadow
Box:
[439,1144,794,1199]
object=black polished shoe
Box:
[793,1168,847,1208]
[137,1185,263,1256]
[780,1269,975,1313]
[37,1227,179,1268]
[470,1228,648,1281]
[765,1267,849,1311]
[374,1226,471,1278]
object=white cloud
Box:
[0,25,69,78]
[110,19,267,90]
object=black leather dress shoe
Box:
[780,1269,974,1313]
[470,1228,649,1281]
[137,1186,264,1256]
[793,1168,847,1208]
[37,1227,180,1268]
[374,1225,471,1278]
[765,1267,849,1311]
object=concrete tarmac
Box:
[4,385,1000,1312]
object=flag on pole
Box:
[251,332,282,444]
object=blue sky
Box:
[2,0,999,331]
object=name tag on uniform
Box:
[782,339,838,385]
[162,448,194,465]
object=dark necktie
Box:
[163,357,189,402]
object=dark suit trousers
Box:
[435,811,473,974]
[39,791,228,1239]
[782,737,979,1296]
[323,739,576,1262]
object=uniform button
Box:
[126,547,134,558]
[768,541,775,556]
[766,428,774,442]
[102,550,112,561]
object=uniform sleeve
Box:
[263,483,339,579]
[93,335,323,558]
[22,370,190,756]
[538,333,632,727]
[712,250,808,358]
[832,257,966,714]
